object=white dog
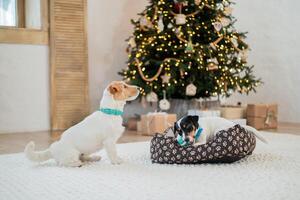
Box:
[196,117,267,145]
[25,81,139,167]
[174,116,267,146]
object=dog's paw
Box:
[80,154,102,162]
[111,157,123,165]
[64,160,83,167]
[91,155,102,162]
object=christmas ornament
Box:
[236,55,242,63]
[161,73,171,83]
[185,38,194,53]
[229,68,235,73]
[231,37,238,47]
[223,7,233,16]
[222,0,230,7]
[239,49,248,62]
[157,15,164,32]
[174,1,186,13]
[140,16,148,27]
[175,14,186,25]
[210,43,217,50]
[207,58,219,70]
[182,1,188,6]
[174,1,186,25]
[226,26,235,32]
[146,91,158,102]
[220,17,230,27]
[194,0,201,6]
[180,69,185,78]
[207,63,218,71]
[167,23,173,29]
[186,83,197,96]
[159,90,170,110]
[175,27,181,35]
[174,2,182,13]
[216,3,224,10]
[213,22,223,32]
[128,37,136,48]
[140,16,153,29]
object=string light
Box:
[122,0,260,98]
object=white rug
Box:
[0,132,300,200]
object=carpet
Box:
[0,132,299,200]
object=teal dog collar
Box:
[98,108,123,116]
[194,127,203,141]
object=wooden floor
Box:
[0,122,299,155]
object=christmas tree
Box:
[119,0,261,101]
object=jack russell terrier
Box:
[173,115,267,146]
[25,81,139,167]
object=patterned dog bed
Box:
[150,124,256,164]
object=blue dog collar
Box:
[194,127,203,141]
[98,108,123,116]
[176,134,187,146]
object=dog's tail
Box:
[24,141,52,162]
[243,125,268,144]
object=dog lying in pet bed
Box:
[150,124,256,164]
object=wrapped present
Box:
[140,112,177,135]
[137,121,142,134]
[188,109,221,117]
[247,104,278,129]
[221,105,246,119]
[125,117,138,130]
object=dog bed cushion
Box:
[150,124,256,164]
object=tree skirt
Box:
[0,132,300,200]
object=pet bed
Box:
[150,124,256,164]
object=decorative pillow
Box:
[150,124,256,164]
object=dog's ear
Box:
[173,122,181,136]
[108,84,120,95]
[173,122,178,133]
[191,115,199,128]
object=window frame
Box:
[0,0,49,45]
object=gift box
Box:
[140,112,177,136]
[137,121,142,134]
[188,109,221,117]
[247,104,278,129]
[221,106,246,119]
[125,117,138,130]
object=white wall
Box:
[88,0,300,123]
[88,0,146,110]
[0,44,49,133]
[225,0,300,123]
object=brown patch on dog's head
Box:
[108,82,122,95]
[107,81,139,101]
